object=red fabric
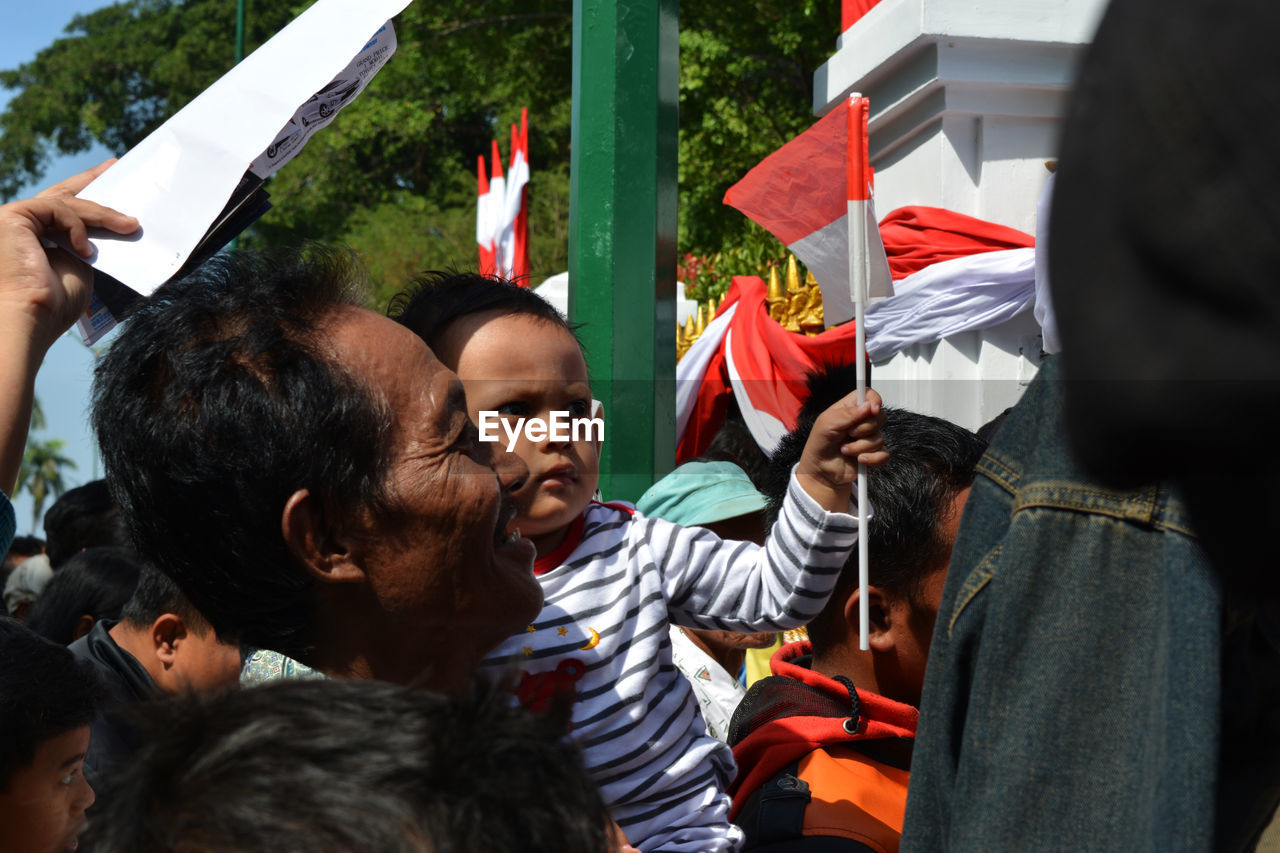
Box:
[675,285,744,461]
[676,276,862,462]
[843,0,884,31]
[879,206,1035,281]
[724,107,850,246]
[533,512,585,575]
[728,641,918,822]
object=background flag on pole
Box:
[505,108,531,283]
[724,100,893,325]
[476,155,496,275]
[475,108,531,283]
[488,137,506,271]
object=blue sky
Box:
[3,1,117,533]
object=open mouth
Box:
[494,490,530,550]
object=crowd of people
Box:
[3,0,1280,849]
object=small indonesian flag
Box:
[724,97,893,326]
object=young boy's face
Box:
[0,725,94,853]
[439,310,600,557]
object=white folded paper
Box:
[76,0,412,307]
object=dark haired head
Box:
[702,402,771,493]
[91,247,390,661]
[43,480,129,568]
[976,407,1013,446]
[85,678,612,853]
[25,547,142,645]
[121,565,212,633]
[0,617,102,788]
[3,536,45,573]
[387,270,583,363]
[766,365,986,653]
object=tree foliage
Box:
[1,0,836,305]
[18,438,77,534]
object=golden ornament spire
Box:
[785,255,803,293]
[766,265,786,324]
[767,266,784,301]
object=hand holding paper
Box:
[1,161,137,351]
[0,161,138,493]
[69,0,410,346]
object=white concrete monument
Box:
[816,0,1108,430]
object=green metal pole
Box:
[569,0,679,501]
[235,0,246,64]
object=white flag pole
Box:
[846,93,871,651]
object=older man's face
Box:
[328,309,541,678]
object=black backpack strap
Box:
[739,761,810,847]
[739,760,884,853]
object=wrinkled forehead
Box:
[324,306,469,438]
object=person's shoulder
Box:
[581,500,640,537]
[589,499,636,518]
[0,491,13,555]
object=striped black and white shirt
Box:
[480,469,861,853]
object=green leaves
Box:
[1,0,836,297]
[17,398,77,533]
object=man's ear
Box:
[843,585,895,651]
[151,613,185,667]
[281,489,366,584]
[71,614,96,642]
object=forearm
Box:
[665,469,859,631]
[794,469,853,515]
[0,311,52,496]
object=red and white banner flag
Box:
[724,97,893,326]
[476,108,531,282]
[501,108,530,282]
[476,155,496,275]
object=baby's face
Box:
[439,310,600,557]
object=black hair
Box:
[765,365,986,654]
[976,407,1013,446]
[42,480,129,568]
[702,401,772,493]
[25,546,142,645]
[0,617,102,789]
[120,565,212,633]
[3,536,45,571]
[91,247,389,661]
[387,270,583,362]
[84,678,613,853]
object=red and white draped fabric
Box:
[863,246,1038,361]
[675,206,1038,460]
[863,205,1037,361]
[724,97,893,327]
[475,108,531,284]
[676,276,860,459]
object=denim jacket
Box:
[902,356,1221,851]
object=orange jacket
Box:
[728,642,918,852]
